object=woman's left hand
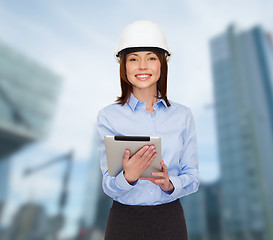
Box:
[140,160,174,193]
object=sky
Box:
[0,0,273,238]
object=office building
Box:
[204,181,222,240]
[181,181,221,240]
[210,25,273,240]
[7,202,48,240]
[181,184,207,240]
[0,40,62,224]
[0,41,62,157]
[76,129,110,239]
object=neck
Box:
[133,87,157,109]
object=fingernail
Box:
[126,150,129,154]
[152,172,155,176]
[150,146,155,149]
[145,146,149,149]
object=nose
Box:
[138,59,147,70]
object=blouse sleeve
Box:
[96,109,137,199]
[168,109,200,199]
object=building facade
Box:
[0,40,62,227]
[181,181,222,240]
[181,184,208,240]
[210,25,273,240]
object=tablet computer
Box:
[104,135,162,178]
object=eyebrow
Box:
[128,52,155,57]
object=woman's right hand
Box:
[123,145,157,184]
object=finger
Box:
[155,179,167,184]
[145,148,156,162]
[160,160,164,171]
[134,145,149,158]
[162,161,168,173]
[151,172,165,178]
[122,149,130,164]
[147,152,157,165]
[141,145,155,159]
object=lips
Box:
[135,74,152,81]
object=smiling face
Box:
[125,51,161,93]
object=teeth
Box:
[137,75,150,78]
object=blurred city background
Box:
[0,1,272,240]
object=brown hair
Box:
[115,51,171,107]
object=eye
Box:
[148,54,158,60]
[128,57,137,62]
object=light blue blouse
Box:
[97,93,199,205]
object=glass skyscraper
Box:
[181,184,207,240]
[210,25,273,240]
[0,40,62,227]
[181,181,221,240]
[77,128,112,239]
[0,41,62,149]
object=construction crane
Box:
[24,150,73,240]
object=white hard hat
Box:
[115,20,172,62]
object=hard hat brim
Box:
[116,46,170,58]
[115,47,171,63]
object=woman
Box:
[97,20,199,240]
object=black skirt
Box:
[105,199,188,240]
